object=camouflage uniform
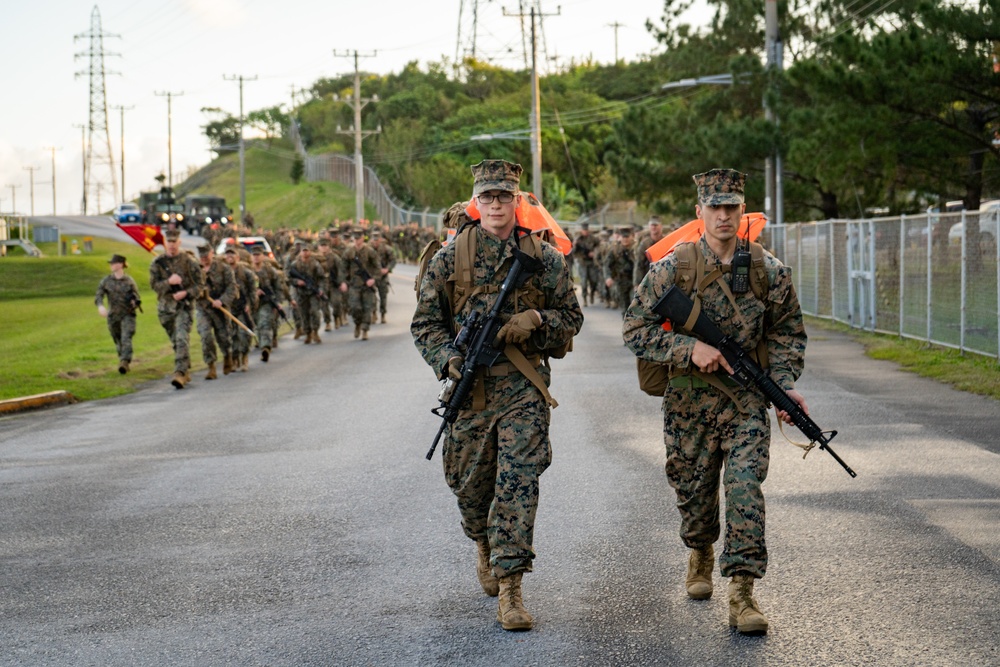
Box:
[251,251,286,352]
[633,224,664,289]
[603,230,636,317]
[411,223,583,579]
[150,248,204,375]
[289,251,327,340]
[571,226,600,306]
[623,233,805,579]
[343,240,381,335]
[229,255,259,364]
[197,254,238,367]
[374,237,397,320]
[95,268,141,366]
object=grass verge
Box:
[806,316,1000,401]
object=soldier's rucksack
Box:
[637,240,770,397]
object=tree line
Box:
[202,0,1000,230]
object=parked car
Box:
[112,202,141,224]
[947,202,999,245]
[215,236,275,260]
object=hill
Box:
[174,141,375,230]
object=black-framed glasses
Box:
[477,192,516,205]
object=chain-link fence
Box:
[762,210,1000,359]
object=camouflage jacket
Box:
[411,225,584,381]
[202,257,237,308]
[623,236,806,392]
[572,233,600,266]
[95,274,141,316]
[317,250,345,287]
[253,262,285,303]
[342,245,381,288]
[149,251,204,312]
[375,242,397,275]
[603,241,635,285]
[633,234,661,286]
[289,256,326,299]
[231,262,259,313]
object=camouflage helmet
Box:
[693,168,747,206]
[471,159,522,196]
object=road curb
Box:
[0,391,78,415]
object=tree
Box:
[200,107,240,154]
[247,106,290,147]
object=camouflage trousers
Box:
[662,386,770,578]
[348,286,376,331]
[614,281,633,317]
[576,261,599,300]
[107,312,136,363]
[443,367,552,579]
[196,305,233,364]
[376,276,390,316]
[157,304,193,373]
[331,290,346,322]
[296,293,322,335]
[255,303,275,349]
[231,307,254,357]
[320,289,333,325]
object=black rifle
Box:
[288,266,324,299]
[260,287,292,328]
[425,244,544,460]
[652,285,857,478]
[352,255,376,290]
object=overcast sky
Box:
[2,0,711,216]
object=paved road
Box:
[1,266,998,666]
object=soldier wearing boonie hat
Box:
[96,252,142,374]
[622,167,807,636]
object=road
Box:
[1,265,998,666]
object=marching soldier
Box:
[372,230,396,324]
[289,243,327,344]
[571,222,600,306]
[224,246,259,372]
[633,216,665,288]
[316,239,345,332]
[196,244,237,379]
[149,229,204,389]
[250,246,285,361]
[95,253,142,374]
[341,230,381,341]
[604,226,637,317]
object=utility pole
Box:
[154,91,184,189]
[43,146,60,215]
[23,166,40,216]
[6,184,21,216]
[334,50,380,223]
[607,21,625,64]
[765,0,783,225]
[72,123,87,214]
[224,74,257,222]
[505,4,560,199]
[110,104,134,203]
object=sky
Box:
[1,0,711,216]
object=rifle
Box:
[651,285,857,478]
[425,244,545,460]
[260,287,292,328]
[287,266,324,299]
[352,255,376,290]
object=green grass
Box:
[806,316,1000,401]
[0,237,208,402]
[177,143,376,229]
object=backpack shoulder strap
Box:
[748,241,769,302]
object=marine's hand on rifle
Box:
[498,310,542,345]
[167,273,183,286]
[365,278,376,288]
[690,340,734,375]
[447,355,464,380]
[172,290,188,301]
[295,279,306,287]
[777,389,808,425]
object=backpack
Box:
[637,240,770,397]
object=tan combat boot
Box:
[223,354,234,375]
[312,332,322,344]
[294,327,303,340]
[380,313,386,324]
[171,371,186,389]
[361,329,368,341]
[686,545,714,600]
[325,322,332,332]
[205,363,218,380]
[476,539,499,597]
[241,354,249,371]
[496,573,533,631]
[728,573,769,635]
[183,370,191,383]
[118,360,130,375]
[354,323,361,339]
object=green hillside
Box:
[175,142,376,229]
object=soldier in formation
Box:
[633,216,665,287]
[289,243,327,344]
[571,222,600,306]
[623,168,808,635]
[411,159,583,632]
[95,253,142,375]
[372,231,397,324]
[196,244,238,379]
[224,246,259,372]
[342,230,381,340]
[249,245,286,362]
[603,226,636,317]
[149,229,204,389]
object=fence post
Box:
[960,209,967,354]
[926,212,933,344]
[814,223,820,315]
[868,219,877,331]
[899,214,906,337]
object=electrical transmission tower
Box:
[455,0,551,69]
[75,5,119,214]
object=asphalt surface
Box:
[1,264,998,666]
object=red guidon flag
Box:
[116,223,164,253]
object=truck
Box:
[183,194,233,236]
[139,187,187,231]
